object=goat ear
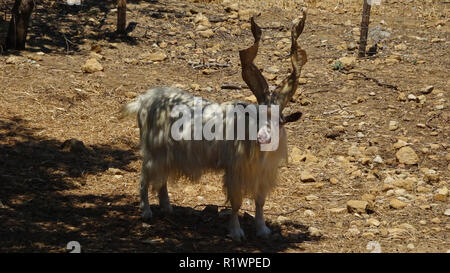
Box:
[271,9,307,111]
[239,17,270,105]
[281,111,302,124]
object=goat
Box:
[121,10,307,242]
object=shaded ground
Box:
[0,0,449,252]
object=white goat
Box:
[121,10,307,242]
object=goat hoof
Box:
[142,209,153,221]
[228,228,246,242]
[256,226,271,239]
[160,204,173,214]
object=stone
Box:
[347,200,369,214]
[304,210,315,217]
[396,147,419,165]
[6,56,22,64]
[328,207,346,214]
[82,58,103,73]
[393,140,407,149]
[308,227,322,237]
[424,173,440,184]
[421,85,434,94]
[390,198,407,209]
[431,217,441,224]
[397,92,407,101]
[373,155,383,164]
[305,195,319,201]
[407,243,415,250]
[300,171,316,183]
[367,218,380,227]
[329,177,338,185]
[338,56,357,70]
[198,29,214,38]
[389,121,399,131]
[394,43,408,51]
[392,179,415,191]
[407,94,418,101]
[444,209,450,216]
[346,227,361,237]
[193,13,211,27]
[388,228,408,237]
[146,52,167,62]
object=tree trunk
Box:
[6,0,34,50]
[358,0,371,58]
[117,0,126,34]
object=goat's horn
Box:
[271,9,307,111]
[239,17,270,105]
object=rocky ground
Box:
[0,0,449,252]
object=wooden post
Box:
[6,0,35,50]
[358,0,371,58]
[117,0,126,34]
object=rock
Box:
[305,195,319,201]
[329,177,338,185]
[146,52,167,62]
[431,217,441,224]
[107,168,123,175]
[82,58,103,73]
[434,187,448,202]
[347,42,357,51]
[338,56,357,70]
[367,218,380,227]
[389,198,407,209]
[388,227,408,237]
[346,227,361,237]
[347,200,369,214]
[198,29,214,38]
[328,207,346,214]
[397,92,407,101]
[424,173,440,184]
[421,85,434,94]
[308,227,322,237]
[407,94,418,101]
[347,144,362,157]
[6,56,23,64]
[393,140,407,149]
[274,216,289,225]
[365,146,379,156]
[396,147,419,165]
[394,43,408,51]
[373,155,383,164]
[392,179,415,191]
[389,121,399,131]
[300,171,316,183]
[304,210,315,217]
[444,209,450,216]
[407,243,415,250]
[193,13,211,27]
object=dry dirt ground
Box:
[0,0,449,253]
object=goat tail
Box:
[120,97,142,119]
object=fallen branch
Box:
[188,61,231,69]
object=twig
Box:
[221,83,242,90]
[339,70,398,90]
